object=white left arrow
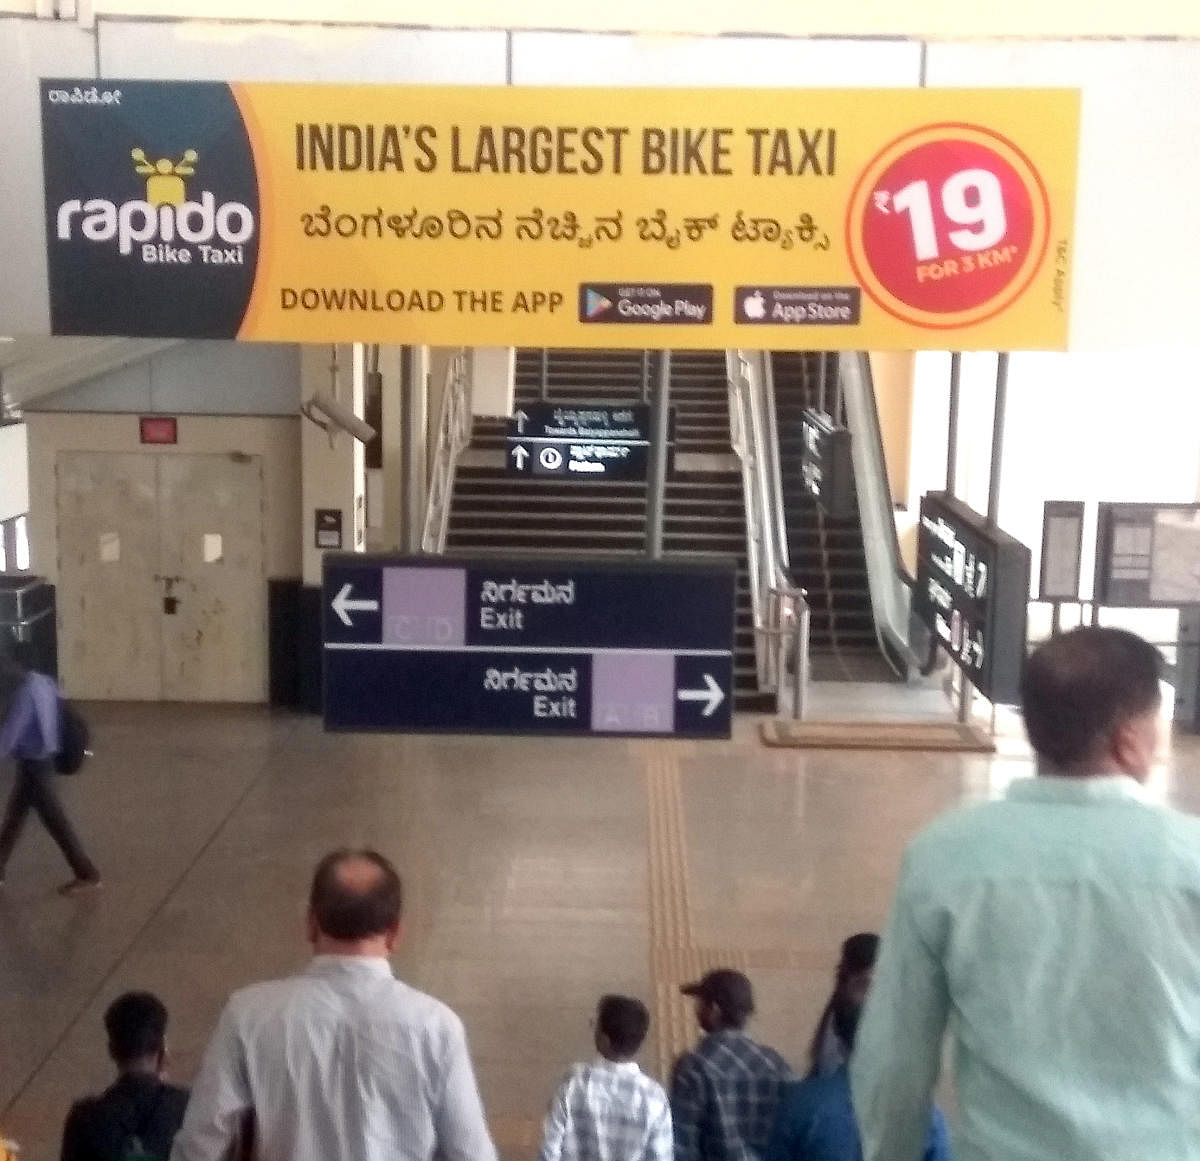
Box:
[332,582,380,627]
[677,673,725,718]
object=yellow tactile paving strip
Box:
[643,740,754,1080]
[490,741,709,1153]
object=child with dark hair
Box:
[540,995,672,1161]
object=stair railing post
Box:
[540,348,549,401]
[947,352,961,496]
[641,349,650,403]
[646,350,672,560]
[817,351,828,415]
[794,598,810,721]
[399,345,427,554]
[830,353,844,424]
[768,586,781,701]
[987,352,1009,526]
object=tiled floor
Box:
[0,693,1195,1159]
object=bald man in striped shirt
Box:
[171,849,496,1161]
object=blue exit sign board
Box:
[323,555,735,738]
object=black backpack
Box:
[55,699,91,775]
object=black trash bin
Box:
[0,575,57,675]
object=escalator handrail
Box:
[845,352,916,589]
[840,351,919,672]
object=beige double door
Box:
[56,452,266,702]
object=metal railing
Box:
[726,349,812,718]
[420,348,471,555]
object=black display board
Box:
[799,409,855,520]
[1094,502,1200,607]
[505,402,673,480]
[913,492,1031,703]
[323,554,734,737]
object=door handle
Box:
[155,574,184,612]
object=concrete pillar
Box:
[378,345,430,553]
[468,347,516,417]
[378,346,405,551]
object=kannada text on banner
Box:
[40,81,1079,350]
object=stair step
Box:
[449,348,773,704]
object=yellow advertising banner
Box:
[41,81,1078,349]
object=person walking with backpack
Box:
[0,648,100,894]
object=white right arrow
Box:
[331,582,380,627]
[677,673,725,718]
[514,409,530,434]
[510,445,530,470]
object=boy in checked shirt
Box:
[541,995,672,1161]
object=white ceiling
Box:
[0,337,179,407]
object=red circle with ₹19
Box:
[848,126,1050,329]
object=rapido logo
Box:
[55,147,255,265]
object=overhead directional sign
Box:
[323,555,735,737]
[799,409,856,520]
[913,492,1031,703]
[505,402,674,480]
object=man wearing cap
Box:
[671,969,791,1161]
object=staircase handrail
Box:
[727,349,807,698]
[839,351,919,673]
[759,351,792,576]
[421,347,471,554]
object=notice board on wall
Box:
[1094,502,1200,607]
[40,81,1077,350]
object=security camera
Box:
[301,390,376,444]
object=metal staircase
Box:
[771,351,901,681]
[444,348,769,709]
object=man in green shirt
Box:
[852,626,1200,1161]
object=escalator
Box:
[771,351,905,681]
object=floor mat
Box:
[761,718,994,752]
